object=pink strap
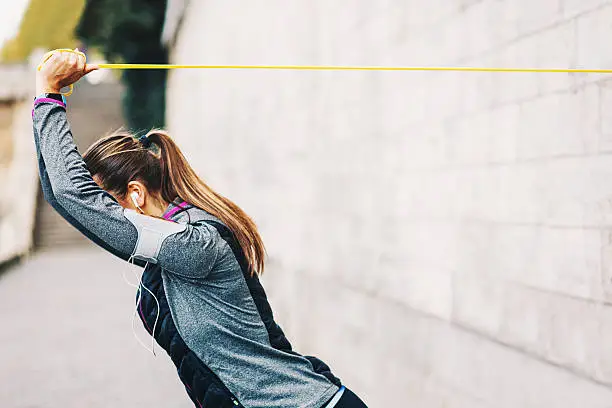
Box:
[163,201,189,220]
[34,97,66,109]
[32,97,67,118]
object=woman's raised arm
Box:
[32,50,219,278]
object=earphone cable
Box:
[126,256,161,356]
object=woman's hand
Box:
[36,49,99,94]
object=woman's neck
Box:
[143,196,171,218]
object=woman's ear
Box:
[126,181,147,210]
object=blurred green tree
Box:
[1,0,86,62]
[76,0,168,130]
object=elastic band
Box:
[40,49,612,76]
[96,63,612,74]
[37,48,86,97]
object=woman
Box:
[32,50,368,408]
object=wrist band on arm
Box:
[34,93,66,107]
[32,93,67,118]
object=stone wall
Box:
[165,1,612,406]
[0,65,37,264]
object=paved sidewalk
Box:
[0,245,192,408]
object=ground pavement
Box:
[0,245,192,408]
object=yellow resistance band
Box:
[98,64,612,74]
[39,48,612,96]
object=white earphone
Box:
[131,192,144,213]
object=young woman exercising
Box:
[32,50,368,408]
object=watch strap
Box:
[36,92,66,103]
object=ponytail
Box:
[143,130,265,276]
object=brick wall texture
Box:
[166,1,612,406]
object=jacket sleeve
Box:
[32,100,219,278]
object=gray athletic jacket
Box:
[32,98,342,408]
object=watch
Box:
[34,92,66,105]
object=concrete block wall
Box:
[166,1,612,406]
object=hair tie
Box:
[138,135,152,148]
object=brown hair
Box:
[83,129,266,276]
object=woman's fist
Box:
[36,49,99,94]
